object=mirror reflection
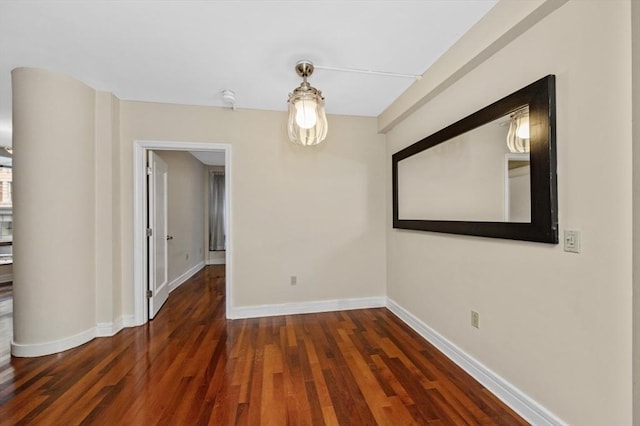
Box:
[397,106,531,223]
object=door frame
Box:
[133,140,232,325]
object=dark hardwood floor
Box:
[0,266,527,425]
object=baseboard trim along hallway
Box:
[2,267,532,423]
[228,296,386,319]
[385,298,566,426]
[169,261,206,293]
[231,295,566,424]
[11,326,97,358]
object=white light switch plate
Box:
[564,230,581,253]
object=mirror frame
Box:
[392,75,558,243]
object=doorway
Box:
[133,141,232,325]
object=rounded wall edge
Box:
[11,67,97,355]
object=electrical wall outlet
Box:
[290,275,297,286]
[471,311,479,329]
[564,230,581,253]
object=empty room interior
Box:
[1,0,640,424]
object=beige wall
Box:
[156,151,206,284]
[119,102,387,311]
[632,0,640,421]
[12,68,97,347]
[111,95,122,323]
[384,1,632,424]
[95,92,121,326]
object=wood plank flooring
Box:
[0,266,527,425]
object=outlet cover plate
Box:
[471,311,479,329]
[564,230,581,253]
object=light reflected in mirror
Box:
[397,108,531,222]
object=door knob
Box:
[166,235,173,240]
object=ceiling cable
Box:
[314,64,422,80]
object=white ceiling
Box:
[0,0,498,148]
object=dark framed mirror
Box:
[392,75,557,243]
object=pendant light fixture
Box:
[287,60,328,146]
[506,106,530,153]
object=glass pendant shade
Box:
[506,107,530,153]
[287,61,328,146]
[287,92,327,146]
[295,98,318,129]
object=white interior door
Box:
[148,151,169,318]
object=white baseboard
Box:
[228,296,386,319]
[96,321,117,337]
[385,298,566,426]
[15,313,139,357]
[207,251,225,265]
[120,314,136,328]
[6,293,564,426]
[169,261,205,293]
[11,326,96,357]
[0,273,12,283]
[95,314,136,337]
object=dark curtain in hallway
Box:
[209,172,225,251]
